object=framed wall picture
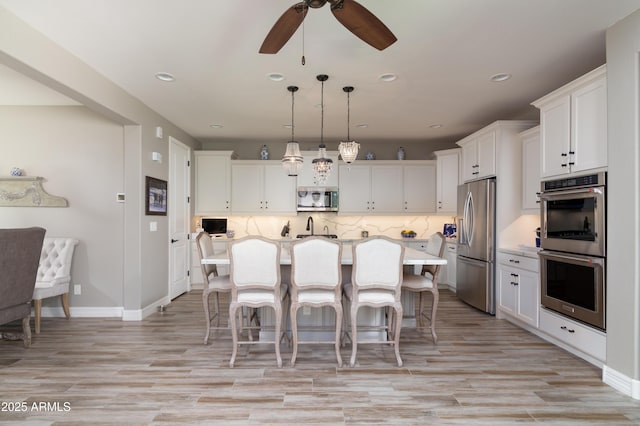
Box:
[145,176,167,216]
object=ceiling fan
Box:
[259,0,397,54]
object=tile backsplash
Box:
[195,214,456,240]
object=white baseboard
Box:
[37,294,172,322]
[39,306,123,318]
[603,365,640,400]
[123,295,171,321]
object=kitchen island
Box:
[202,240,446,341]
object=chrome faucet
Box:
[306,216,314,235]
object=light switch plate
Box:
[150,221,157,232]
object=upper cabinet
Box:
[433,148,460,214]
[338,161,436,215]
[459,128,496,182]
[339,164,403,214]
[519,126,541,211]
[403,164,436,213]
[532,65,607,179]
[296,150,340,187]
[231,161,296,215]
[194,151,235,215]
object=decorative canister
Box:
[366,151,375,160]
[397,147,406,160]
[260,145,269,160]
[10,167,23,176]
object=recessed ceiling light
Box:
[429,124,443,129]
[268,73,285,82]
[209,124,223,129]
[356,124,369,128]
[379,73,397,82]
[155,72,175,82]
[490,73,511,82]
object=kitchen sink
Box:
[295,234,338,239]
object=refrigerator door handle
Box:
[466,192,474,245]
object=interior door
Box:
[169,137,190,299]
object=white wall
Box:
[0,7,202,318]
[604,8,640,397]
[0,106,125,310]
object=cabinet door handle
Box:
[560,325,576,333]
[509,259,520,264]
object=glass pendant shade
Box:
[312,144,333,184]
[339,86,359,164]
[312,74,332,184]
[338,140,359,164]
[282,85,303,176]
[282,141,303,176]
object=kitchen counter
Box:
[498,245,541,260]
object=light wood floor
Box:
[1,289,639,425]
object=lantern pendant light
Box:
[338,85,360,164]
[282,85,303,176]
[312,74,333,184]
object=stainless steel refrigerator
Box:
[456,178,496,314]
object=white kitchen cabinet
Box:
[194,151,235,215]
[371,165,404,213]
[442,242,457,290]
[520,126,541,211]
[403,163,436,213]
[539,307,606,363]
[532,65,607,178]
[231,161,296,215]
[458,128,496,182]
[434,149,460,214]
[497,251,539,328]
[338,161,436,215]
[296,150,339,187]
[338,163,402,214]
[338,165,371,213]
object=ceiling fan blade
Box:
[259,3,308,54]
[331,0,397,50]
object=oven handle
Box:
[539,250,605,265]
[539,187,603,199]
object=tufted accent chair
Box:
[33,237,79,333]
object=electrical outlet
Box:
[303,306,311,315]
[74,285,81,295]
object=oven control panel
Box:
[542,172,606,192]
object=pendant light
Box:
[338,86,360,164]
[312,74,333,184]
[282,85,303,176]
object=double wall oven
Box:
[539,172,606,330]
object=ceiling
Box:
[1,0,639,147]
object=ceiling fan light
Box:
[338,140,359,164]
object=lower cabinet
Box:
[441,241,457,290]
[497,251,539,328]
[539,307,606,363]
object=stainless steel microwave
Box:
[296,187,338,212]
